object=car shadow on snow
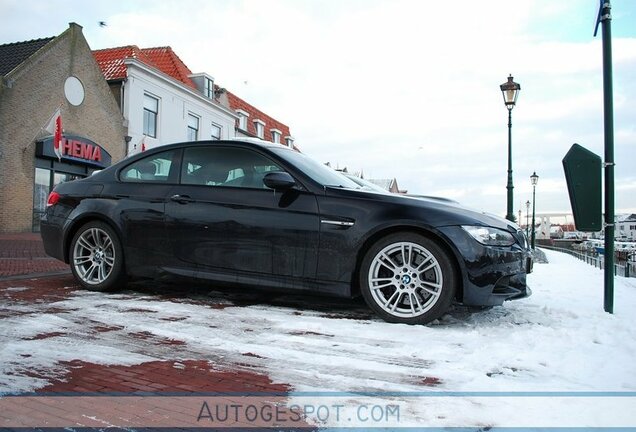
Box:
[117,277,511,326]
[123,277,377,321]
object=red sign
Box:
[36,134,112,168]
[62,138,102,162]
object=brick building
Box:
[0,23,126,233]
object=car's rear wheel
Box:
[360,232,457,324]
[70,221,126,291]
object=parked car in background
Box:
[563,231,582,240]
[550,226,564,239]
[41,139,532,324]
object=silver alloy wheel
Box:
[72,227,116,285]
[367,241,443,318]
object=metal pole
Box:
[601,0,615,313]
[531,184,536,249]
[506,109,514,221]
[525,202,529,238]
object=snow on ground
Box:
[1,249,636,427]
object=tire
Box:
[359,232,457,324]
[69,221,126,292]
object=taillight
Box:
[47,191,60,207]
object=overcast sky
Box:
[2,0,635,218]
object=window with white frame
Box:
[236,109,249,131]
[211,123,222,140]
[204,77,214,99]
[187,114,200,141]
[270,129,281,144]
[285,136,295,148]
[143,94,159,138]
[254,119,265,139]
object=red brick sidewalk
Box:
[0,275,314,429]
[3,360,312,429]
[0,232,69,278]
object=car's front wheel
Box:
[360,233,457,324]
[69,221,126,291]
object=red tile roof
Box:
[92,45,196,89]
[226,91,291,141]
[93,46,153,81]
[140,47,196,90]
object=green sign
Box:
[562,144,602,231]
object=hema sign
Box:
[36,134,112,168]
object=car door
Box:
[165,145,320,280]
[109,148,181,270]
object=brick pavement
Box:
[0,232,69,278]
[0,268,315,429]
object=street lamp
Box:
[525,200,530,239]
[500,75,521,222]
[530,171,539,249]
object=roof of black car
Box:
[154,139,291,151]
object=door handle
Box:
[170,194,194,204]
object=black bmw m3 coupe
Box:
[41,139,532,324]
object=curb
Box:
[0,269,71,282]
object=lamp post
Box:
[500,75,521,222]
[525,200,530,239]
[530,172,539,249]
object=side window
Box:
[120,150,178,183]
[181,147,283,189]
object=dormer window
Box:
[236,109,249,131]
[285,136,295,148]
[270,129,282,144]
[188,73,216,99]
[254,119,265,139]
[204,77,214,99]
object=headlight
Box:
[462,226,516,246]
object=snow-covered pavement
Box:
[1,248,635,428]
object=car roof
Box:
[137,139,296,156]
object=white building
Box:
[617,214,636,241]
[93,46,237,155]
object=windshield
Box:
[272,148,361,189]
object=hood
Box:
[326,187,518,232]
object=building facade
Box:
[0,23,126,233]
[617,214,636,241]
[94,46,295,153]
[93,46,238,154]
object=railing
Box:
[538,244,634,278]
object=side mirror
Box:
[263,172,296,190]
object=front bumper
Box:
[438,226,532,307]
